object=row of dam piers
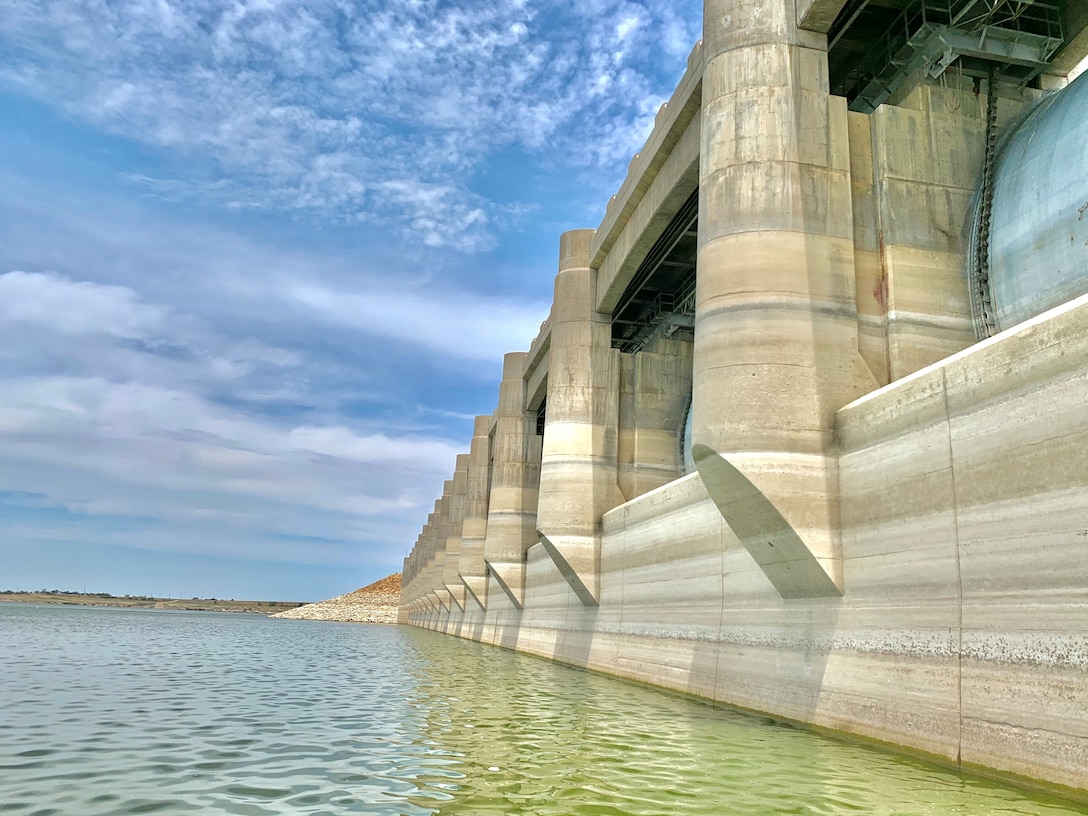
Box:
[401,0,1088,800]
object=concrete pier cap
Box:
[558,228,594,272]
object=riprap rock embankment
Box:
[272,574,400,624]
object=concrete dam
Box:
[400,0,1088,798]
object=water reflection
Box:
[1,604,1084,816]
[401,629,1085,816]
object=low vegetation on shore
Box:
[0,590,304,615]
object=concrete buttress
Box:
[417,513,436,611]
[484,353,539,608]
[459,415,492,608]
[418,518,434,605]
[692,0,875,598]
[536,229,625,606]
[430,493,451,611]
[442,454,470,611]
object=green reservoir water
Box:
[1,603,1084,816]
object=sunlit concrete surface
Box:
[401,0,1088,799]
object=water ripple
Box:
[1,603,1085,816]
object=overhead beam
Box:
[798,0,850,33]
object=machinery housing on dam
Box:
[400,0,1088,797]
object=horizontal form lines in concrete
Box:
[400,0,1088,798]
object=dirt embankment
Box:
[271,573,401,624]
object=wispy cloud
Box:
[0,268,467,567]
[1,270,169,339]
[0,189,548,579]
[275,276,549,362]
[0,0,700,250]
[0,176,551,368]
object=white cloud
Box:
[286,425,459,466]
[0,270,299,391]
[376,179,491,251]
[0,270,167,338]
[616,13,644,41]
[277,276,547,362]
[0,0,701,251]
[0,370,463,565]
[0,265,472,526]
[0,181,550,368]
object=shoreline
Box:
[0,593,304,615]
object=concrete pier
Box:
[693,0,873,599]
[536,230,623,606]
[441,455,470,611]
[483,353,539,608]
[459,415,492,609]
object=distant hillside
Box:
[271,573,400,624]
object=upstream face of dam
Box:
[400,0,1088,799]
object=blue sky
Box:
[0,0,702,601]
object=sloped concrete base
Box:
[444,583,466,611]
[487,560,525,609]
[538,533,599,606]
[461,575,488,610]
[693,448,842,598]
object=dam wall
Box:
[400,0,1088,798]
[408,296,1088,796]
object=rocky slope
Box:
[271,573,400,624]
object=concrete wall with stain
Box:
[853,79,1048,385]
[400,0,1088,799]
[408,295,1088,797]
